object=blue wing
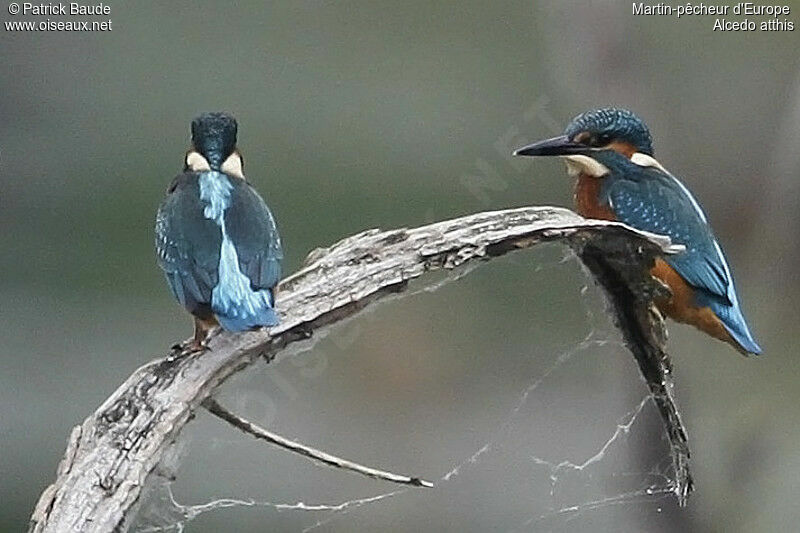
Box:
[156,172,283,330]
[225,179,283,292]
[155,173,221,316]
[203,174,282,331]
[601,162,760,354]
[602,165,732,303]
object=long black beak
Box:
[513,135,586,157]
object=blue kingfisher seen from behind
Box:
[156,112,283,351]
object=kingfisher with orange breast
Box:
[513,108,761,355]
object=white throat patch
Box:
[561,154,610,178]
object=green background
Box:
[1,1,798,531]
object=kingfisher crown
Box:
[565,108,654,156]
[191,112,238,168]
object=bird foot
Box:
[168,322,223,360]
[203,325,223,344]
[168,338,207,359]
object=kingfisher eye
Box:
[591,134,612,147]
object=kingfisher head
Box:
[513,108,654,177]
[185,112,244,178]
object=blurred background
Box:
[2,1,798,531]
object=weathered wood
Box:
[29,206,691,532]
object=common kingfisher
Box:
[513,108,761,356]
[155,112,283,350]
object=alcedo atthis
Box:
[156,112,283,350]
[514,108,761,356]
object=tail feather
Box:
[709,299,762,356]
[211,232,280,332]
[216,305,279,331]
[213,288,279,332]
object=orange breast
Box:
[574,173,615,220]
[573,142,635,220]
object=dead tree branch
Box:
[29,206,691,533]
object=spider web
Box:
[132,247,681,532]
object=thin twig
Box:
[203,397,434,488]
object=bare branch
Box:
[576,236,693,503]
[29,206,691,532]
[202,397,433,488]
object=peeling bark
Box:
[29,206,691,532]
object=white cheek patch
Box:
[561,154,610,178]
[186,151,211,172]
[221,152,244,179]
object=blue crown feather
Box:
[565,108,654,156]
